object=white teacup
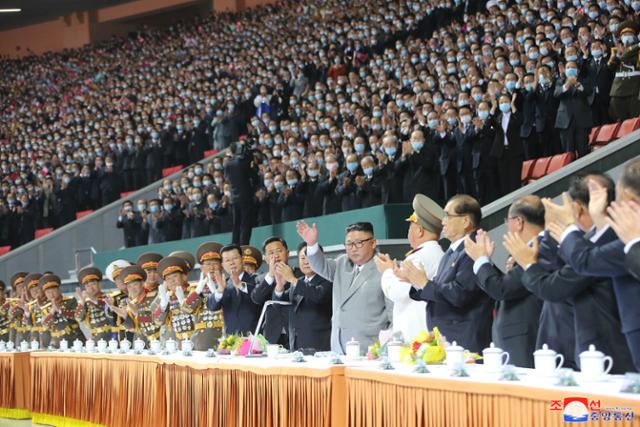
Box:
[85,339,96,352]
[345,338,360,360]
[73,339,83,351]
[482,342,510,372]
[59,339,69,351]
[149,340,161,353]
[165,339,177,353]
[0,341,6,351]
[97,339,108,352]
[30,340,39,350]
[446,341,465,368]
[6,341,15,351]
[534,344,564,376]
[108,339,119,352]
[120,339,132,352]
[182,340,194,353]
[19,340,29,352]
[134,339,145,352]
[580,345,613,379]
[267,344,283,358]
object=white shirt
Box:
[501,111,511,146]
[380,240,444,341]
[213,272,248,301]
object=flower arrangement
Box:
[399,328,446,365]
[217,334,268,356]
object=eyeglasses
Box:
[442,212,466,220]
[345,238,373,249]
[504,215,521,224]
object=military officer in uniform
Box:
[152,256,197,346]
[242,246,264,274]
[24,273,51,348]
[41,274,84,348]
[105,259,133,342]
[608,21,640,120]
[0,280,9,342]
[184,242,225,350]
[106,265,156,345]
[8,272,29,346]
[137,253,163,292]
[74,266,112,341]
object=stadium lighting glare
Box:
[0,8,21,13]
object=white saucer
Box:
[578,373,610,382]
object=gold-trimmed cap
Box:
[77,266,103,285]
[196,242,223,263]
[137,253,163,271]
[168,251,196,272]
[10,272,28,289]
[157,256,189,279]
[106,259,132,282]
[405,194,444,235]
[241,245,263,268]
[39,274,61,290]
[24,273,43,289]
[119,265,147,285]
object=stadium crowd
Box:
[1,0,639,250]
[4,156,640,375]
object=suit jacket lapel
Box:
[341,263,369,307]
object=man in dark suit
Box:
[224,142,258,245]
[404,195,493,353]
[605,198,640,281]
[250,237,294,347]
[116,201,142,248]
[534,65,561,156]
[454,108,477,198]
[553,61,593,157]
[396,130,440,203]
[545,162,640,371]
[490,94,524,198]
[585,40,615,126]
[464,196,544,368]
[206,245,262,335]
[520,74,539,160]
[505,174,635,373]
[274,243,333,352]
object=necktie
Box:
[435,248,454,279]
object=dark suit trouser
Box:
[522,134,539,160]
[231,203,253,245]
[591,93,611,126]
[559,123,589,157]
[441,169,457,202]
[496,147,523,197]
[624,329,640,371]
[538,127,561,157]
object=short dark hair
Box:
[450,195,482,228]
[345,222,374,236]
[510,196,545,228]
[568,172,615,206]
[297,241,322,253]
[221,244,242,258]
[620,159,640,198]
[263,236,288,252]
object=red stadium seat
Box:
[521,159,537,184]
[162,165,183,177]
[76,210,94,220]
[528,156,553,183]
[614,117,640,139]
[0,246,11,256]
[589,126,600,145]
[35,228,54,239]
[546,152,576,174]
[203,149,219,158]
[120,191,134,199]
[593,122,621,146]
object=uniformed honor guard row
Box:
[0,242,270,351]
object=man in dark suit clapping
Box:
[400,195,493,353]
[273,242,333,352]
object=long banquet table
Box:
[0,350,639,427]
